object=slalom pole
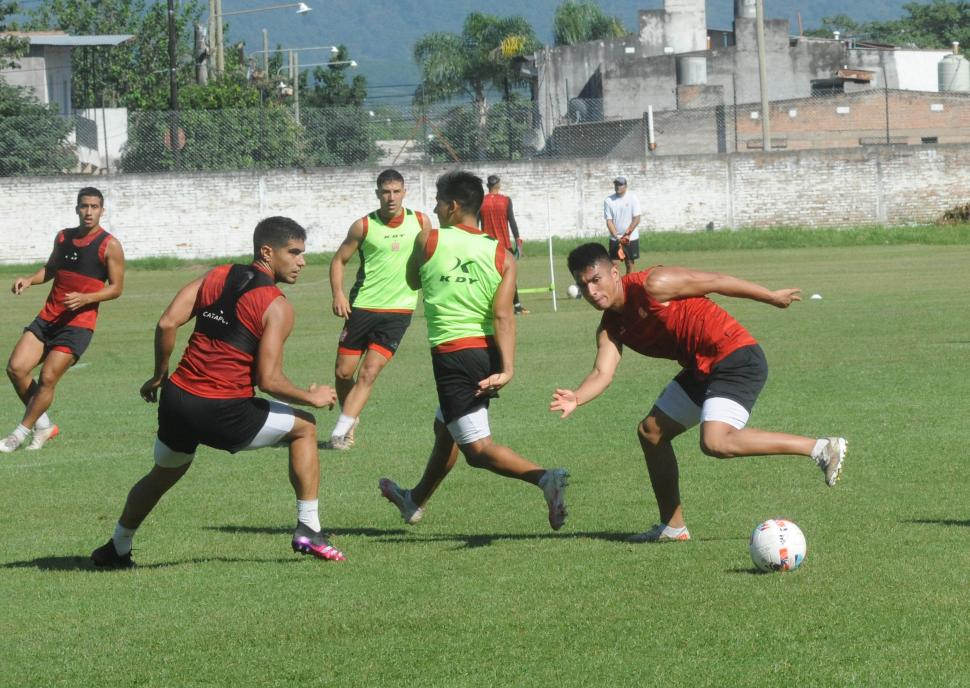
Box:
[547,197,557,312]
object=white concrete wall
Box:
[1,145,969,265]
[895,50,952,91]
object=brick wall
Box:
[2,143,968,265]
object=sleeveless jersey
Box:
[169,264,284,399]
[349,208,422,311]
[479,193,513,252]
[600,269,758,376]
[38,227,112,330]
[419,224,505,350]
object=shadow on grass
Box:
[905,519,970,527]
[205,523,728,549]
[0,554,303,572]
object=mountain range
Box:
[222,0,917,102]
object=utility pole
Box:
[194,22,208,84]
[215,0,224,73]
[263,29,269,74]
[167,0,181,167]
[755,0,771,151]
[207,0,216,74]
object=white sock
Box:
[332,414,357,438]
[33,414,52,431]
[810,438,827,462]
[112,522,136,555]
[297,499,321,532]
[12,424,30,442]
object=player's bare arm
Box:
[476,258,517,396]
[405,228,430,291]
[644,266,801,307]
[141,275,205,402]
[64,237,126,311]
[256,297,336,408]
[329,219,365,319]
[11,239,60,295]
[550,327,622,419]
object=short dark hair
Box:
[486,174,500,188]
[77,187,104,206]
[376,168,405,187]
[253,216,307,260]
[436,171,484,215]
[567,242,612,275]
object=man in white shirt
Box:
[604,176,641,274]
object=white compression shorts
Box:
[435,405,491,445]
[654,380,751,430]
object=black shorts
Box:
[608,237,640,261]
[338,309,412,359]
[157,379,272,454]
[674,344,768,413]
[431,347,501,424]
[25,316,94,360]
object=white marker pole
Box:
[547,197,557,312]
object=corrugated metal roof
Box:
[3,33,135,47]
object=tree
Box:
[0,2,77,176]
[413,12,540,158]
[299,46,378,166]
[1,0,28,69]
[0,81,77,176]
[26,0,201,109]
[553,0,628,47]
[807,1,970,49]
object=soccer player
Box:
[325,169,432,450]
[550,243,847,542]
[2,187,125,453]
[91,217,345,568]
[378,171,569,531]
[479,174,527,314]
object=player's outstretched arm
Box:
[645,266,801,307]
[11,237,60,295]
[329,219,364,319]
[141,274,204,402]
[256,297,336,408]
[477,256,517,396]
[550,327,622,418]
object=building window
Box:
[811,79,845,97]
[922,137,939,144]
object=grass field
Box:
[1,232,969,687]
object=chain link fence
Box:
[3,88,970,177]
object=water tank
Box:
[676,56,707,85]
[938,53,970,92]
[735,0,756,19]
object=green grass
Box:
[1,236,969,687]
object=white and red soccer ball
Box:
[749,518,807,572]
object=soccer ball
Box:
[749,519,807,572]
[566,284,582,299]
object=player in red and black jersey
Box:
[550,243,847,543]
[2,187,125,453]
[479,174,528,314]
[91,217,345,568]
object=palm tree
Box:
[413,12,540,157]
[553,0,628,46]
